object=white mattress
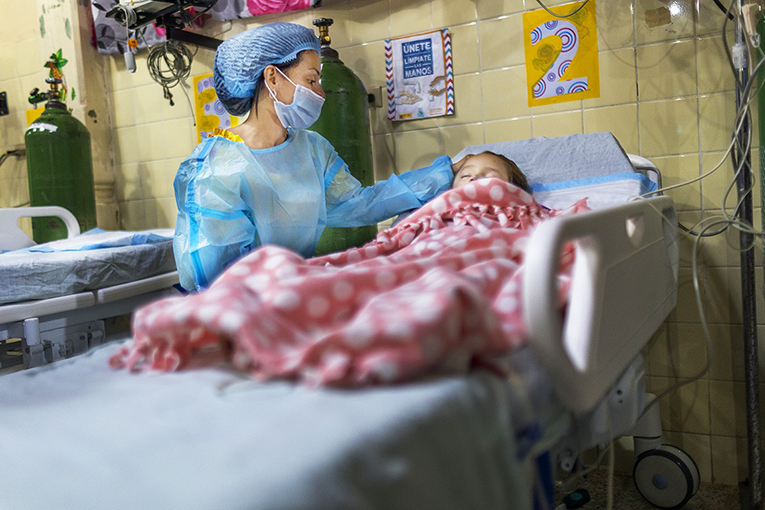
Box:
[0,343,545,510]
[0,240,176,305]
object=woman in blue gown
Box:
[174,22,454,291]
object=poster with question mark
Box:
[523,0,600,107]
[193,73,240,143]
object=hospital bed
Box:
[0,206,180,370]
[0,133,694,510]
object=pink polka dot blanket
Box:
[110,179,589,386]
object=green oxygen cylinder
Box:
[310,18,378,256]
[25,77,96,244]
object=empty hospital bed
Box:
[0,133,694,510]
[0,206,180,370]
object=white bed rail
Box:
[523,196,678,415]
[0,206,80,251]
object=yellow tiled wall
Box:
[1,0,762,486]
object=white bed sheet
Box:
[0,342,546,510]
[0,240,176,305]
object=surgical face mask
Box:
[266,67,325,129]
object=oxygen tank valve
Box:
[313,18,333,46]
[28,78,64,108]
[313,18,339,58]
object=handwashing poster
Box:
[523,0,599,107]
[385,29,454,121]
[193,73,240,143]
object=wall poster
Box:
[385,29,454,121]
[193,73,240,143]
[523,0,600,107]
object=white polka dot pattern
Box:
[111,180,588,387]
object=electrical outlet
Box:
[0,92,8,116]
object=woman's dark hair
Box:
[251,50,307,117]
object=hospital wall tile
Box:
[372,133,396,179]
[140,160,176,200]
[648,322,710,379]
[529,98,583,116]
[111,89,136,128]
[710,435,747,484]
[635,0,696,45]
[663,431,713,484]
[163,119,197,161]
[118,199,145,231]
[668,266,730,324]
[696,36,735,95]
[709,324,765,383]
[391,115,440,134]
[531,110,583,139]
[636,40,697,101]
[696,1,735,38]
[432,0,477,28]
[710,380,746,437]
[444,73,484,125]
[349,0,390,45]
[484,117,533,144]
[115,126,138,166]
[582,49,637,109]
[699,92,737,154]
[481,67,530,121]
[390,0,433,38]
[700,151,745,212]
[115,163,142,203]
[675,210,705,268]
[449,23,480,76]
[647,376,710,435]
[639,98,699,157]
[595,0,635,51]
[156,196,177,228]
[1,177,29,209]
[189,49,215,78]
[478,15,525,71]
[441,123,485,158]
[369,105,389,136]
[14,41,42,79]
[0,78,23,117]
[583,104,639,155]
[394,128,444,172]
[134,84,189,125]
[727,267,765,325]
[344,41,387,91]
[138,122,165,162]
[647,154,701,211]
[476,0,524,20]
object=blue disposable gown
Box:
[173,129,452,290]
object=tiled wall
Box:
[1,0,762,486]
[0,1,42,210]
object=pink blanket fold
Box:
[110,179,588,386]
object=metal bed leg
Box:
[22,318,44,369]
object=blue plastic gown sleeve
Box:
[325,155,453,228]
[173,139,258,291]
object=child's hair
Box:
[466,151,529,192]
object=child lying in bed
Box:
[451,151,530,192]
[392,151,531,227]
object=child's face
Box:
[452,153,511,188]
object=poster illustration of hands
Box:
[523,0,599,107]
[385,29,454,121]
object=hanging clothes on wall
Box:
[90,0,318,55]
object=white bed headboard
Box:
[0,206,80,251]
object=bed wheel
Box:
[633,445,699,509]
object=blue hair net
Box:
[214,22,321,116]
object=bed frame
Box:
[0,206,179,370]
